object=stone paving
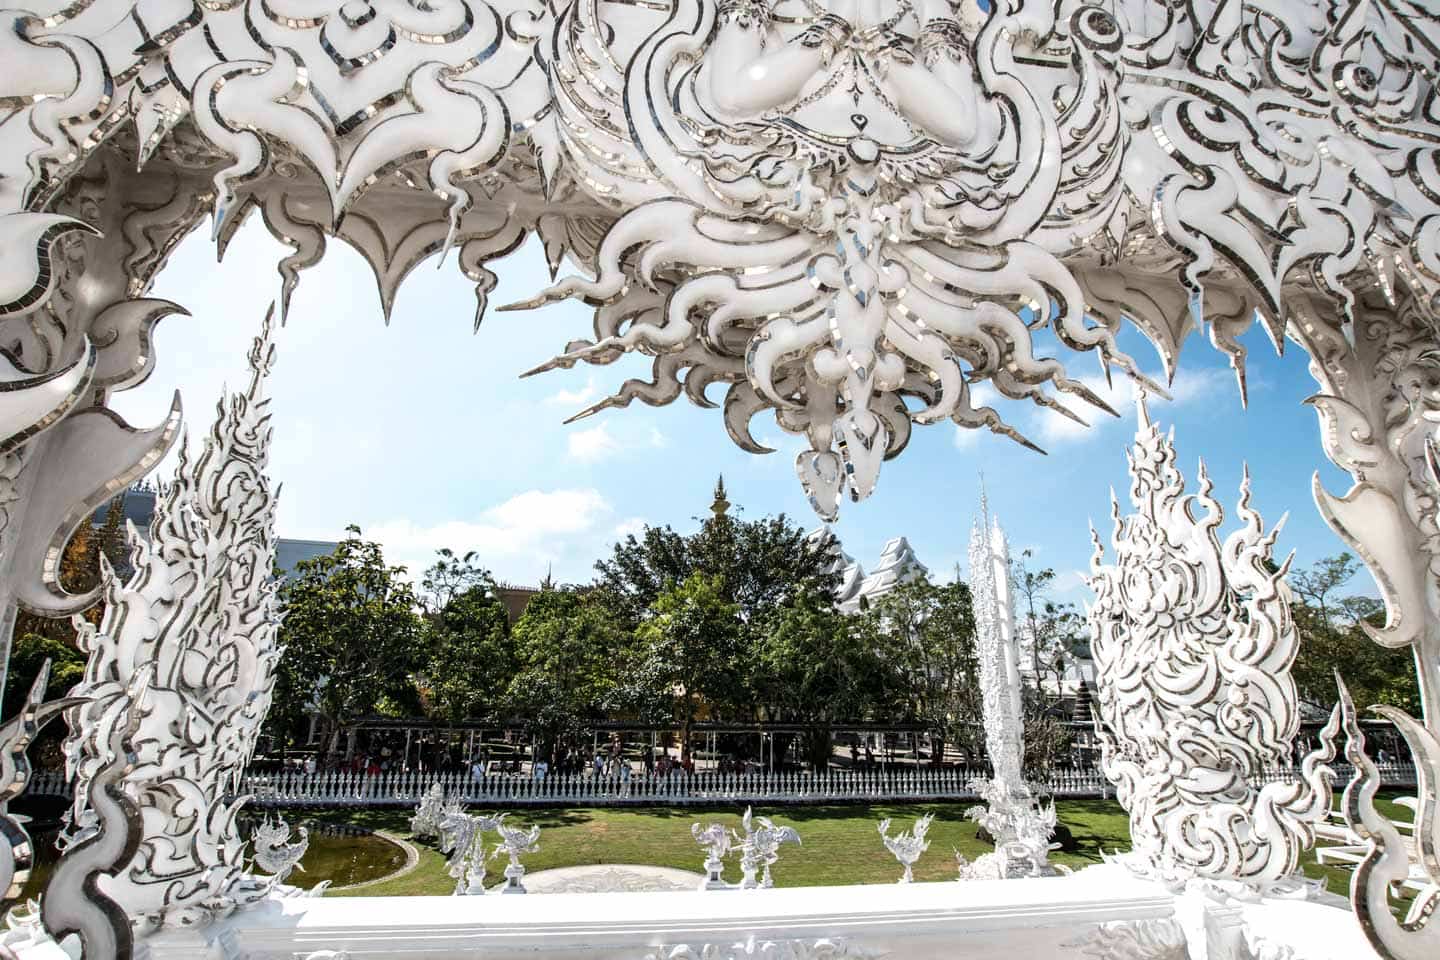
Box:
[514,864,704,894]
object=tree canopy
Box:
[506,588,629,760]
[420,577,514,723]
[1289,553,1421,716]
[593,480,837,626]
[271,527,425,758]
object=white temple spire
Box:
[968,495,1023,793]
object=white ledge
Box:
[145,867,1179,959]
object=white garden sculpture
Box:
[878,814,933,884]
[410,784,450,843]
[693,821,735,891]
[438,808,502,896]
[734,808,801,890]
[251,817,312,889]
[489,817,541,894]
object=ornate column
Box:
[0,158,195,687]
[1291,296,1440,727]
[1288,295,1440,958]
[961,496,1059,878]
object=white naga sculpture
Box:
[58,314,287,933]
[1,0,1439,957]
[1087,398,1341,891]
[437,807,502,896]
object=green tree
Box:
[862,577,984,765]
[8,494,129,702]
[506,588,629,764]
[421,580,514,723]
[2,633,86,717]
[632,572,745,758]
[1289,554,1421,716]
[271,527,425,760]
[594,478,836,627]
[753,588,893,768]
[421,547,490,613]
[1290,552,1361,625]
[95,491,131,580]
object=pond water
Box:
[289,830,409,889]
[17,826,408,899]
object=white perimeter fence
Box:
[24,763,1420,808]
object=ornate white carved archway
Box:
[1,1,1438,958]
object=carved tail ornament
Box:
[0,660,85,911]
[1336,675,1440,960]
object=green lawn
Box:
[287,800,1110,896]
[284,793,1414,898]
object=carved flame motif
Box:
[1087,397,1339,887]
[60,311,283,931]
[512,0,1147,519]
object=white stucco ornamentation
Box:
[1087,398,1340,890]
[490,816,541,894]
[1333,678,1439,960]
[878,813,932,883]
[251,817,312,888]
[968,500,1024,795]
[0,662,82,911]
[693,820,735,890]
[515,0,1153,519]
[59,314,284,932]
[410,783,450,842]
[0,1,1437,957]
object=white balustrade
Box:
[19,762,1418,808]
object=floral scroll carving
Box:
[1087,398,1339,889]
[60,313,285,932]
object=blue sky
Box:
[113,221,1366,605]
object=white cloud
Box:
[567,423,621,462]
[366,488,614,582]
[1052,568,1092,596]
[1166,366,1234,405]
[648,426,668,448]
[613,516,647,539]
[954,425,981,449]
[546,378,598,407]
[482,489,612,536]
